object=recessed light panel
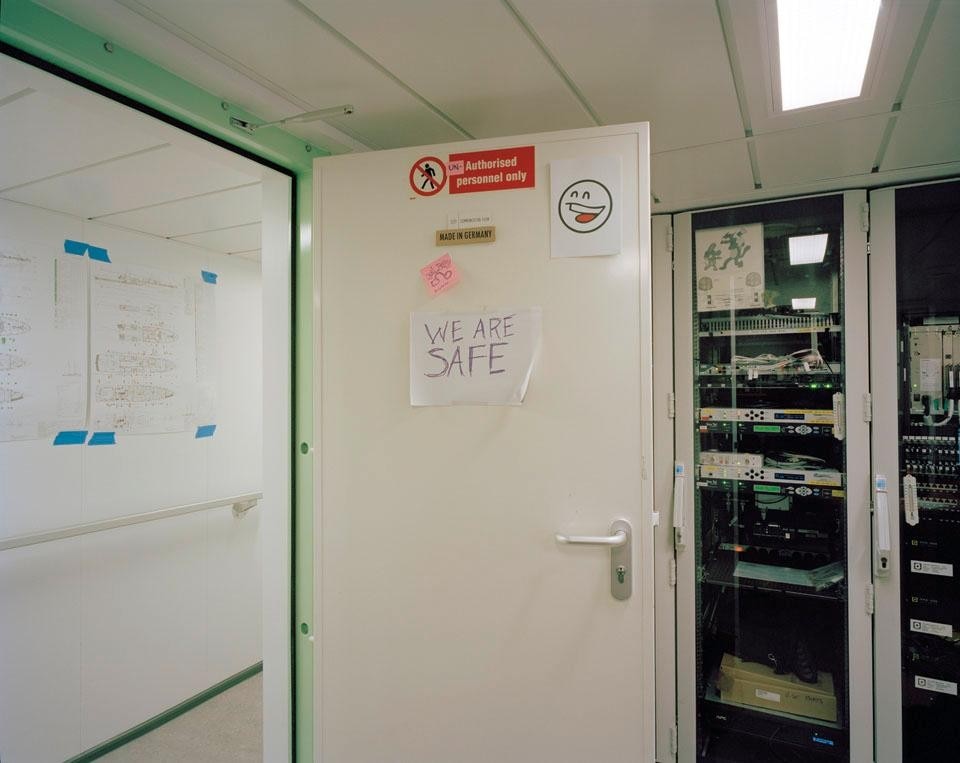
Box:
[777,0,881,110]
[789,233,829,265]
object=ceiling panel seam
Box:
[172,221,261,239]
[0,142,170,193]
[286,0,473,140]
[0,87,34,108]
[89,181,261,220]
[891,0,940,109]
[90,214,247,256]
[714,0,761,188]
[870,0,940,173]
[113,0,372,152]
[498,0,601,126]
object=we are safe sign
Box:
[410,146,535,196]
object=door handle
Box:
[555,530,627,546]
[874,474,892,576]
[673,462,686,549]
[555,519,632,600]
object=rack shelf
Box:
[701,555,846,601]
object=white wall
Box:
[0,199,264,762]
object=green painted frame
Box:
[0,1,317,759]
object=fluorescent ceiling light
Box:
[777,0,881,110]
[789,233,829,265]
[792,297,817,310]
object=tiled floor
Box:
[97,673,262,762]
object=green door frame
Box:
[0,1,317,759]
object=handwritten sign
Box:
[420,253,460,295]
[410,308,542,406]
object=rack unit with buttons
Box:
[687,196,852,761]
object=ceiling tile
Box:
[39,0,464,150]
[883,100,960,171]
[96,183,262,237]
[512,0,746,153]
[174,222,261,254]
[753,115,890,187]
[2,145,258,218]
[902,0,960,107]
[652,140,755,209]
[300,0,591,138]
[0,90,164,189]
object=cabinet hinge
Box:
[665,223,674,253]
[669,725,679,755]
[860,201,870,233]
[669,558,677,587]
[865,583,875,615]
[667,391,676,419]
[863,392,872,423]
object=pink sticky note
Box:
[420,253,460,295]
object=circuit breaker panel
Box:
[689,196,852,761]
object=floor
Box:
[98,673,262,762]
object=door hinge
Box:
[863,392,872,423]
[665,223,674,253]
[667,391,676,419]
[860,201,870,233]
[865,583,875,615]
[669,558,677,587]
[669,725,679,755]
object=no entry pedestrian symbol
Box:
[410,156,447,196]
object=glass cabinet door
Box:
[871,180,960,763]
[686,195,857,761]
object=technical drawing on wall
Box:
[90,262,215,434]
[0,246,87,441]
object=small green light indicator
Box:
[811,383,820,389]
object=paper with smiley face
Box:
[549,155,622,258]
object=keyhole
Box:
[617,565,626,584]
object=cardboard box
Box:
[718,653,838,723]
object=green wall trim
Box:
[0,0,326,172]
[66,662,264,763]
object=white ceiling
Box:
[0,55,265,260]
[24,0,960,212]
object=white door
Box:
[313,125,654,762]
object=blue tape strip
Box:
[195,424,217,439]
[64,239,87,256]
[87,431,116,446]
[87,246,110,263]
[201,270,218,284]
[53,430,88,446]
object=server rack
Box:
[870,180,960,763]
[674,192,873,762]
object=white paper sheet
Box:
[0,248,87,441]
[410,308,541,406]
[90,262,203,434]
[695,223,765,311]
[550,155,622,258]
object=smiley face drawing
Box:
[558,179,613,234]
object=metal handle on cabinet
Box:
[874,474,892,577]
[555,519,632,600]
[673,462,686,549]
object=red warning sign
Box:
[447,145,535,194]
[410,156,447,196]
